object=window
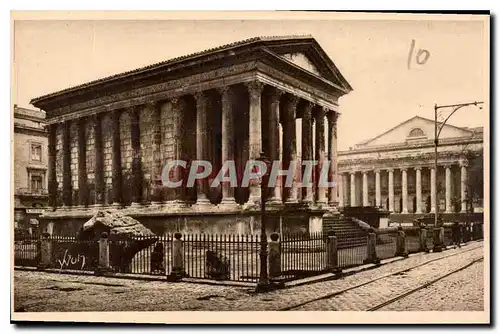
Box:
[408,128,425,138]
[31,175,43,191]
[31,143,42,162]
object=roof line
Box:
[30,35,319,104]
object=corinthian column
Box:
[150,102,163,205]
[315,107,327,204]
[375,170,381,207]
[62,121,72,207]
[415,167,422,213]
[388,168,394,212]
[110,110,123,206]
[268,87,283,204]
[327,111,339,206]
[130,106,143,206]
[284,95,300,204]
[401,168,408,213]
[246,81,265,204]
[350,172,356,206]
[219,86,237,206]
[430,167,436,213]
[93,114,105,207]
[302,101,314,203]
[362,171,368,206]
[77,118,88,207]
[460,160,468,213]
[194,92,210,206]
[445,165,452,213]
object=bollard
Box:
[325,231,341,275]
[364,228,380,264]
[268,233,284,287]
[95,232,112,275]
[395,227,408,257]
[419,226,429,253]
[432,227,445,252]
[38,232,52,270]
[167,232,185,282]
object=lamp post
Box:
[256,152,272,293]
[433,101,483,250]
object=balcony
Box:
[15,188,48,197]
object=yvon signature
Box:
[57,249,86,272]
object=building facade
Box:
[30,36,352,236]
[337,116,484,220]
[14,105,48,233]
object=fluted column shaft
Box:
[445,165,452,213]
[460,162,468,213]
[150,103,163,204]
[47,124,57,208]
[284,96,299,203]
[219,87,236,205]
[268,88,283,204]
[388,168,394,212]
[93,114,105,206]
[111,110,123,206]
[362,171,368,206]
[415,167,422,213]
[315,107,327,204]
[77,118,88,207]
[302,102,314,203]
[430,167,436,213]
[246,81,264,204]
[62,121,72,207]
[327,112,339,206]
[350,172,356,206]
[194,92,210,205]
[401,168,408,213]
[130,107,143,205]
[375,170,381,207]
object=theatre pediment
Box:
[357,116,475,148]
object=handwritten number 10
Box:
[407,39,431,69]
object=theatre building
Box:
[31,35,352,236]
[337,116,484,223]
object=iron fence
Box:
[49,235,98,272]
[375,228,397,260]
[14,236,39,267]
[281,232,327,279]
[336,229,368,269]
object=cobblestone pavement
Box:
[13,241,484,312]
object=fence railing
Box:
[14,221,484,284]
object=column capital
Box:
[400,167,408,172]
[302,101,313,119]
[245,80,265,98]
[374,169,381,174]
[414,166,422,171]
[459,159,469,167]
[326,110,339,123]
[349,171,356,176]
[362,170,369,175]
[268,86,284,104]
[386,168,394,173]
[443,164,453,169]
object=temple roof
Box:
[30,35,352,107]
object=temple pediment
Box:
[357,116,475,148]
[280,52,322,77]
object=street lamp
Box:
[256,152,272,293]
[433,101,483,251]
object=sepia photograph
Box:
[10,11,490,324]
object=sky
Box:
[13,16,488,150]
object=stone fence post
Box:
[419,226,429,253]
[433,226,445,252]
[395,227,408,257]
[325,231,341,274]
[167,232,185,281]
[364,228,380,264]
[268,233,283,286]
[38,232,52,270]
[96,232,112,275]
